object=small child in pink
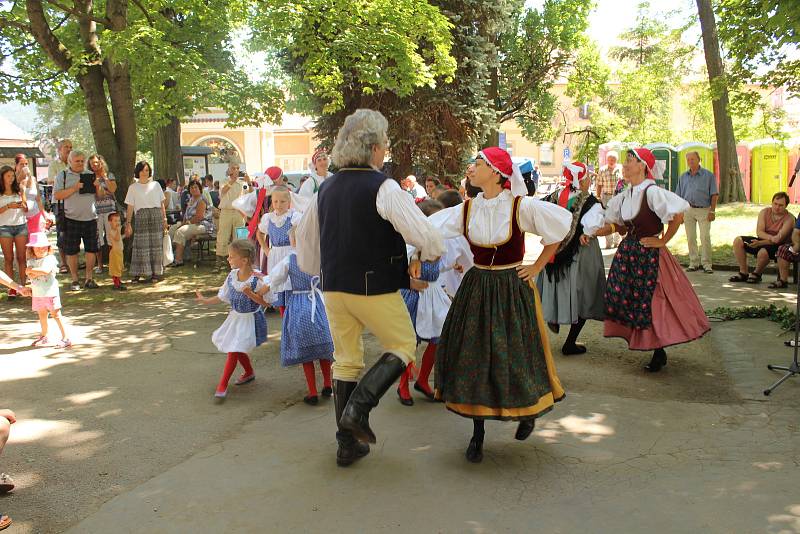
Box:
[25,232,71,348]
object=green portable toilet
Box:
[676,142,714,180]
[750,139,789,204]
[645,143,678,191]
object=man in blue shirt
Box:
[676,151,718,273]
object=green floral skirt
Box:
[434,266,565,421]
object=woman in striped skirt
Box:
[124,161,167,283]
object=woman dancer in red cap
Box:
[595,148,710,372]
[432,147,572,463]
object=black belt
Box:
[690,205,710,209]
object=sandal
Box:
[769,279,788,289]
[746,273,763,284]
[0,473,14,494]
[728,272,749,282]
[0,513,11,531]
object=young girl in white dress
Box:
[196,239,270,402]
[255,186,298,314]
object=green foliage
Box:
[717,0,800,96]
[706,304,796,331]
[32,94,96,155]
[0,0,283,151]
[497,0,593,142]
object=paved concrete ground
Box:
[2,253,800,533]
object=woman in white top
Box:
[298,148,332,197]
[124,161,167,283]
[0,165,29,297]
[429,147,572,463]
[15,154,47,235]
[595,148,710,372]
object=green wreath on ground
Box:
[706,304,796,331]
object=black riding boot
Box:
[644,348,667,372]
[334,380,370,467]
[339,353,407,444]
[515,419,535,440]
[561,318,587,355]
[466,419,485,463]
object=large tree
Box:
[0,0,281,195]
[696,0,745,203]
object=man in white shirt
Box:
[215,163,247,271]
[295,109,443,467]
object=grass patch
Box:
[668,202,769,268]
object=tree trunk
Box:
[485,63,501,147]
[153,116,184,185]
[77,66,122,176]
[696,0,745,203]
[105,60,138,197]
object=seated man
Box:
[730,192,795,284]
[773,217,800,289]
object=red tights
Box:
[302,360,332,396]
[217,352,254,394]
[398,343,436,399]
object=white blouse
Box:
[431,189,572,246]
[604,179,689,225]
[295,178,445,275]
[217,270,267,303]
[257,209,300,236]
[125,181,165,211]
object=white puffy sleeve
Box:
[376,179,445,261]
[647,186,690,223]
[217,272,233,303]
[297,179,315,198]
[257,213,270,235]
[603,194,625,226]
[580,202,605,236]
[290,191,313,213]
[267,255,291,287]
[518,197,572,245]
[232,191,258,218]
[426,203,465,240]
[295,198,321,275]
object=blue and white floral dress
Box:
[211,269,268,354]
[269,253,334,366]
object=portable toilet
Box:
[786,138,800,203]
[713,143,752,201]
[645,143,678,191]
[676,142,714,180]
[750,139,789,204]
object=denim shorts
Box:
[0,223,28,239]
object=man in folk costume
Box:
[430,146,572,463]
[295,109,444,466]
[537,161,606,355]
[299,148,333,197]
[594,148,710,372]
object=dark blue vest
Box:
[318,167,409,295]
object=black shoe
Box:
[547,323,560,334]
[561,343,587,355]
[339,353,406,444]
[304,395,319,405]
[413,382,435,401]
[334,380,370,467]
[397,388,414,406]
[112,284,127,291]
[644,348,667,372]
[84,279,99,289]
[465,437,484,463]
[515,420,535,441]
[321,386,333,398]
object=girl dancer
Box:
[536,161,606,355]
[256,185,296,314]
[267,228,335,405]
[196,239,269,401]
[595,148,710,372]
[26,232,71,348]
[430,147,571,463]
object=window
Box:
[539,143,554,166]
[578,103,590,119]
[198,137,240,164]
